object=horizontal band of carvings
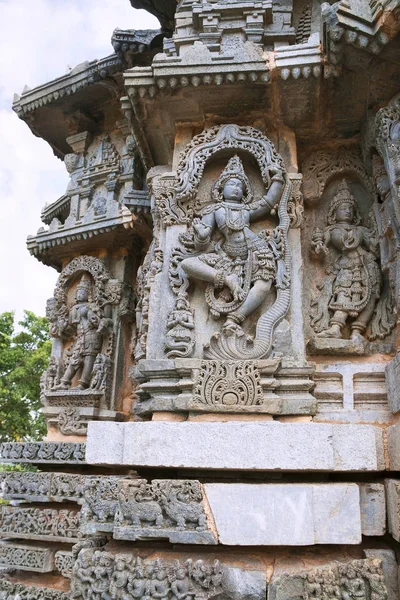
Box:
[134,359,317,416]
[0,580,68,599]
[27,209,141,258]
[0,542,54,573]
[80,477,217,544]
[70,549,266,600]
[1,472,86,503]
[0,442,86,463]
[13,54,122,118]
[0,506,81,543]
[269,558,388,600]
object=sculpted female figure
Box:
[311,180,382,343]
[179,155,285,333]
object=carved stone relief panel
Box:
[1,472,85,503]
[0,543,54,573]
[146,124,293,362]
[0,581,68,600]
[302,148,395,355]
[70,549,260,600]
[0,442,86,464]
[78,476,216,544]
[113,479,216,544]
[43,255,131,434]
[269,558,388,600]
[0,506,81,543]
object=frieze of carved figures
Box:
[0,506,81,542]
[310,180,395,350]
[165,124,291,361]
[1,472,85,503]
[302,146,374,205]
[113,479,215,544]
[79,477,214,543]
[0,441,86,463]
[44,256,124,398]
[0,580,69,600]
[80,476,123,534]
[193,361,263,408]
[70,550,224,600]
[303,559,387,600]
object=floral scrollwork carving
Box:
[302,147,374,205]
[193,361,263,407]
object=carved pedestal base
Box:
[44,389,104,408]
[133,358,317,417]
[43,406,124,436]
[308,336,367,355]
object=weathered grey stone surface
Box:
[86,421,385,471]
[0,542,55,573]
[359,483,386,536]
[387,424,400,470]
[385,351,400,413]
[204,483,361,545]
[364,549,399,600]
[385,479,400,542]
[267,558,388,600]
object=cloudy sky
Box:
[0,0,158,323]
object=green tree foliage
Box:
[0,311,50,442]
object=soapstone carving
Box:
[165,124,292,360]
[310,180,393,345]
[0,506,81,541]
[0,442,86,463]
[0,580,68,600]
[70,550,224,600]
[193,360,263,408]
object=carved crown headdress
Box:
[327,179,361,225]
[77,272,92,292]
[212,155,253,204]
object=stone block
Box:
[204,483,361,545]
[0,542,55,573]
[387,424,400,470]
[385,479,400,542]
[86,421,385,472]
[359,483,386,536]
[364,549,399,600]
[385,351,400,413]
[312,484,361,544]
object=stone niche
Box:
[302,152,396,357]
[132,123,316,418]
[41,254,133,437]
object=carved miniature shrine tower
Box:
[2,1,400,598]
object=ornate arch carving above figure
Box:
[302,147,374,205]
[53,255,122,315]
[154,125,286,225]
[375,92,400,155]
[165,125,292,361]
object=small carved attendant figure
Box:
[311,180,382,343]
[180,155,285,333]
[55,274,112,390]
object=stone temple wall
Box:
[2,0,400,598]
